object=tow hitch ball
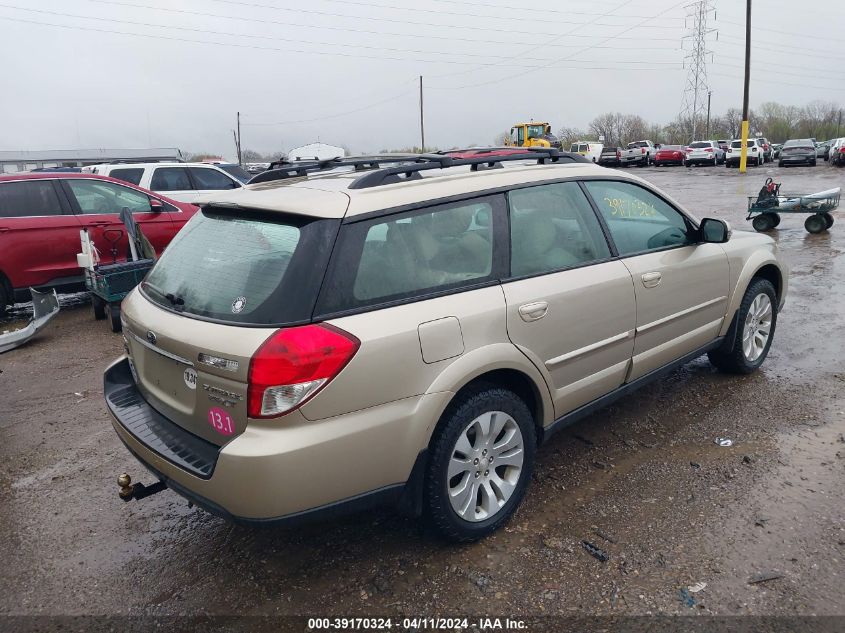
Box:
[118,473,166,502]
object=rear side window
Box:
[150,167,192,192]
[0,180,62,217]
[583,180,695,256]
[188,167,239,190]
[508,182,610,277]
[108,168,143,185]
[66,179,151,214]
[317,196,503,314]
[142,208,339,325]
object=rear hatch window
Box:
[141,207,339,325]
[690,142,711,148]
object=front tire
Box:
[752,214,775,232]
[425,386,536,542]
[708,278,777,374]
[805,214,827,233]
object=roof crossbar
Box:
[248,154,446,184]
[247,149,588,187]
[348,148,589,190]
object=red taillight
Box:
[247,324,360,418]
[616,150,621,158]
[641,147,646,154]
[705,147,713,152]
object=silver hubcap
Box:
[743,293,772,362]
[447,411,524,522]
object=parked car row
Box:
[82,162,246,204]
[0,173,197,313]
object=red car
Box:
[0,173,197,313]
[653,145,687,167]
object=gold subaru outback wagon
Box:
[105,150,787,541]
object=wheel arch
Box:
[720,257,786,338]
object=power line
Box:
[311,0,685,25]
[429,0,638,81]
[86,0,686,46]
[0,3,679,63]
[243,89,418,126]
[193,0,679,37]
[711,72,845,93]
[0,14,682,70]
[430,0,689,90]
[718,33,842,59]
[420,0,685,19]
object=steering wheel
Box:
[647,227,687,249]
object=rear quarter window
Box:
[109,168,144,185]
[0,180,62,217]
[316,195,505,315]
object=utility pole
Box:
[419,75,426,153]
[706,90,712,139]
[679,0,715,141]
[236,111,243,166]
[740,0,752,173]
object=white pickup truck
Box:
[620,140,656,167]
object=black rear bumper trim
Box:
[105,358,219,479]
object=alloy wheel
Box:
[447,411,524,522]
[743,293,773,362]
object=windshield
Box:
[217,163,252,183]
[141,208,339,325]
[527,125,546,138]
[660,145,683,151]
[627,141,648,149]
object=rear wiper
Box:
[165,293,185,308]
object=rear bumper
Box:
[105,357,447,522]
[780,155,814,164]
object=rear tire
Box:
[0,282,8,317]
[106,303,122,333]
[823,212,834,229]
[778,161,784,167]
[771,213,782,227]
[811,159,817,167]
[805,214,827,234]
[92,295,106,320]
[425,386,536,542]
[708,278,777,374]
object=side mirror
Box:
[700,218,731,243]
[149,198,164,213]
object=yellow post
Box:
[739,120,749,173]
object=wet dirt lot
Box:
[1,163,844,630]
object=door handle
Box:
[641,271,662,288]
[0,227,9,233]
[518,301,548,322]
[87,221,110,227]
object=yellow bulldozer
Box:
[504,122,561,149]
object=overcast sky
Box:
[1,0,843,158]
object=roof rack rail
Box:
[248,154,446,185]
[348,148,589,190]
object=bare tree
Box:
[556,127,586,148]
[493,130,510,146]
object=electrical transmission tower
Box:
[679,0,716,141]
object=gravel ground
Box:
[1,162,843,631]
